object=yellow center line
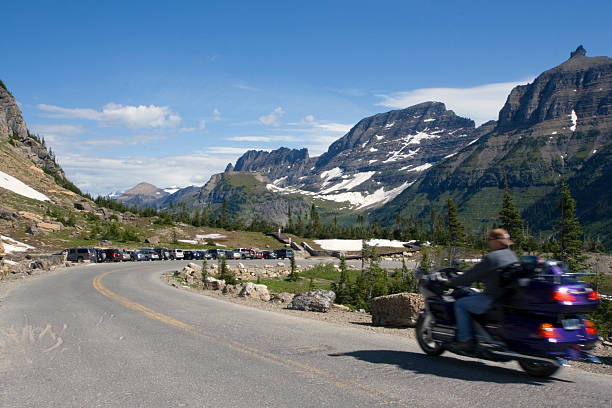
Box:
[93,269,406,406]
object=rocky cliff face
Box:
[0,81,64,177]
[230,147,313,183]
[0,81,28,141]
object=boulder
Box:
[222,284,240,295]
[238,282,271,301]
[288,290,336,312]
[0,237,5,259]
[37,221,63,231]
[203,276,226,291]
[187,262,202,272]
[74,201,93,211]
[332,304,351,312]
[146,236,160,245]
[269,292,295,304]
[369,292,424,327]
[0,206,20,221]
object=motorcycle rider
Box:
[450,228,519,351]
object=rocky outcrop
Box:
[0,82,28,141]
[369,293,424,327]
[287,290,336,312]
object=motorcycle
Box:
[415,256,601,377]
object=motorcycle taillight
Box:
[583,319,597,336]
[537,323,560,339]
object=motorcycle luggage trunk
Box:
[508,278,599,314]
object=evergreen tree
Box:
[332,255,352,305]
[286,254,299,282]
[499,179,524,250]
[554,180,587,272]
[217,257,237,284]
[446,197,465,265]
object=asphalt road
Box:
[1,261,610,407]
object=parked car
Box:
[130,251,146,261]
[234,248,256,259]
[104,248,123,262]
[199,250,212,260]
[169,249,184,260]
[184,250,204,260]
[226,250,242,260]
[66,248,98,263]
[143,248,161,261]
[154,248,170,260]
[206,248,226,259]
[262,250,277,259]
[274,248,294,259]
[254,251,264,259]
[121,251,131,261]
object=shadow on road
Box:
[329,350,572,385]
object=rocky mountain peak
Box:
[497,48,612,135]
[570,45,587,59]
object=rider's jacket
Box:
[449,248,519,301]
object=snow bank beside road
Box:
[314,239,408,252]
[0,170,50,202]
[1,235,35,254]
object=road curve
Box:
[1,261,610,407]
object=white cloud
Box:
[213,108,221,121]
[376,80,532,125]
[228,136,272,142]
[259,107,284,127]
[207,146,270,155]
[304,115,315,123]
[315,123,353,133]
[29,124,84,143]
[37,102,182,128]
[57,152,239,196]
[233,84,260,92]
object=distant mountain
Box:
[373,46,612,246]
[115,182,170,208]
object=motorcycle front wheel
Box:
[416,312,445,356]
[518,361,560,378]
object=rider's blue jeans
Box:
[454,293,492,342]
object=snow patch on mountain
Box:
[570,110,578,132]
[0,170,50,202]
[320,171,375,194]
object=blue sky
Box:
[2,0,610,195]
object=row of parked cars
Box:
[64,247,295,263]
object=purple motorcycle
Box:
[415,256,601,377]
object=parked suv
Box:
[169,249,184,260]
[66,248,98,263]
[274,248,294,259]
[104,248,123,262]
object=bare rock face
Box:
[369,293,424,327]
[0,82,28,141]
[0,237,5,259]
[288,290,336,312]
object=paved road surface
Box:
[1,261,610,407]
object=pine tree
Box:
[554,180,587,272]
[286,254,299,282]
[446,197,465,265]
[499,179,524,250]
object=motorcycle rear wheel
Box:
[416,313,445,356]
[518,360,560,378]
